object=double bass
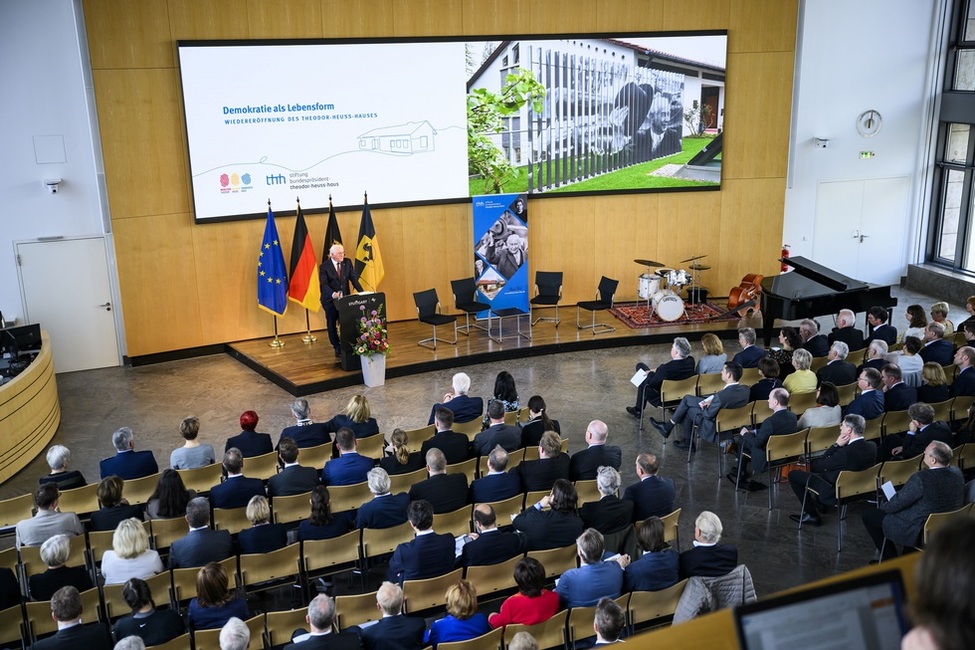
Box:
[728,274,763,317]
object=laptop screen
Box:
[734,570,910,650]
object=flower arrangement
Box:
[352,304,390,358]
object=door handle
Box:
[859,234,870,243]
[98,302,112,311]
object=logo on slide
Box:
[219,171,254,194]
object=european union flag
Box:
[257,205,288,316]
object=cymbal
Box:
[634,258,664,267]
[689,263,711,271]
[680,254,707,263]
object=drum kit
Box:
[634,255,711,322]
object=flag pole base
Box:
[302,333,317,343]
[270,337,285,348]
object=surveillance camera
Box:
[43,178,62,194]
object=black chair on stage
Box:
[576,276,619,335]
[414,288,457,350]
[451,277,491,336]
[530,271,563,328]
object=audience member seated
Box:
[816,341,857,387]
[930,301,954,336]
[169,416,216,470]
[799,319,830,357]
[469,446,521,504]
[866,306,897,345]
[950,346,975,397]
[219,617,250,650]
[555,528,628,608]
[678,511,738,579]
[99,427,158,481]
[520,395,561,449]
[829,309,866,351]
[326,394,380,439]
[482,370,520,428]
[187,562,249,631]
[421,407,472,465]
[279,398,331,449]
[112,578,185,647]
[167,497,234,569]
[918,363,950,404]
[425,580,491,649]
[356,582,425,650]
[88,475,143,532]
[101,518,164,585]
[900,304,928,342]
[797,382,842,429]
[570,420,622,480]
[28,534,93,601]
[593,597,627,645]
[238,495,288,554]
[517,431,570,492]
[427,372,483,426]
[882,402,952,461]
[696,333,727,374]
[513,479,584,550]
[209,448,266,509]
[488,557,560,629]
[298,486,351,541]
[858,339,889,375]
[145,469,195,520]
[225,410,273,457]
[39,445,86,490]
[31,586,113,650]
[408,448,469,514]
[963,296,975,328]
[920,322,954,366]
[268,437,321,498]
[380,428,425,476]
[622,453,676,521]
[783,349,816,395]
[882,363,918,412]
[580,466,633,535]
[731,328,766,369]
[16,484,84,549]
[651,362,749,449]
[282,594,360,650]
[0,568,18,611]
[750,357,783,402]
[388,499,455,583]
[458,504,524,567]
[890,336,925,384]
[356,468,409,529]
[627,336,696,417]
[768,326,802,377]
[732,387,799,484]
[842,368,885,419]
[623,516,679,592]
[321,427,374,487]
[473,400,522,456]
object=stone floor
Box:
[3,284,960,599]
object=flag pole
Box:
[303,310,316,344]
[270,314,285,348]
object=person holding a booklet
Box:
[626,337,695,418]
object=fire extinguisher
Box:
[781,244,791,272]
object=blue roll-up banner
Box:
[472,193,529,317]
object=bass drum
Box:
[652,290,685,322]
[638,274,661,300]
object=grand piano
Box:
[759,256,898,347]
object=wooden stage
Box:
[226,304,754,396]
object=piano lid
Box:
[779,256,868,292]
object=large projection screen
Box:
[177,32,727,223]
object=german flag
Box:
[354,193,384,290]
[286,201,321,311]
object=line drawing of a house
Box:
[357,120,437,155]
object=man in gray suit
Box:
[651,362,750,449]
[15,484,84,549]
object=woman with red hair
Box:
[224,410,273,457]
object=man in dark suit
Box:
[856,340,889,375]
[919,322,954,366]
[490,233,526,279]
[356,582,425,650]
[828,309,866,351]
[322,428,374,487]
[731,328,767,369]
[458,504,524,567]
[843,368,886,419]
[517,431,570,492]
[950,346,975,397]
[168,497,235,568]
[469,447,521,504]
[882,402,952,461]
[787,415,879,526]
[283,594,361,650]
[799,319,830,357]
[651,362,750,448]
[209,448,266,509]
[622,453,676,521]
[279,398,331,449]
[472,400,521,456]
[580,467,634,535]
[627,336,696,416]
[569,420,622,481]
[816,341,857,387]
[427,372,483,425]
[420,407,471,465]
[98,427,158,480]
[320,243,364,358]
[387,500,456,583]
[882,364,918,412]
[268,437,321,498]
[732,388,799,484]
[865,306,897,346]
[678,511,738,579]
[356,468,410,529]
[31,586,113,650]
[225,410,274,457]
[408,448,469,514]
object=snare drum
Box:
[666,269,691,288]
[638,274,661,300]
[652,290,685,322]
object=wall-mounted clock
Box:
[856,109,883,137]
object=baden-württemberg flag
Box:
[287,201,321,311]
[258,205,289,316]
[354,193,384,290]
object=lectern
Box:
[336,292,386,371]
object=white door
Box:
[16,237,120,372]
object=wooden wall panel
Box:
[391,0,463,37]
[643,0,730,32]
[246,0,324,39]
[322,0,396,39]
[460,0,530,35]
[718,177,788,283]
[731,0,798,53]
[84,0,174,70]
[167,0,250,41]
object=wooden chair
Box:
[739,367,762,387]
[147,632,191,650]
[504,411,518,426]
[479,447,526,477]
[446,457,477,483]
[302,530,361,598]
[788,390,819,415]
[931,399,953,424]
[878,455,923,490]
[389,467,429,495]
[764,428,809,509]
[244,450,281,481]
[433,505,473,537]
[175,463,223,494]
[88,521,151,572]
[356,433,386,460]
[659,508,681,549]
[172,555,237,606]
[56,482,99,517]
[299,443,333,469]
[0,547,16,573]
[836,382,858,405]
[149,516,188,552]
[453,418,483,439]
[523,490,550,510]
[566,595,627,646]
[658,375,699,424]
[752,399,774,426]
[212,506,251,535]
[194,613,264,650]
[103,570,172,619]
[403,424,436,448]
[25,587,100,641]
[689,402,753,474]
[695,372,725,398]
[921,503,974,546]
[516,407,531,423]
[526,544,577,580]
[951,395,975,424]
[810,356,829,373]
[123,472,162,505]
[627,579,688,631]
[956,443,975,472]
[944,364,959,386]
[846,348,867,366]
[477,493,524,526]
[574,479,602,505]
[0,493,34,530]
[334,590,380,629]
[0,603,25,649]
[360,521,414,570]
[801,462,882,552]
[271,491,313,525]
[882,410,913,439]
[264,609,307,648]
[463,553,523,596]
[327,481,372,514]
[805,425,839,459]
[503,609,567,650]
[438,627,502,650]
[861,415,883,443]
[402,567,464,613]
[238,542,302,602]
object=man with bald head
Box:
[458,504,525,567]
[951,346,975,397]
[569,420,622,481]
[407,448,469,513]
